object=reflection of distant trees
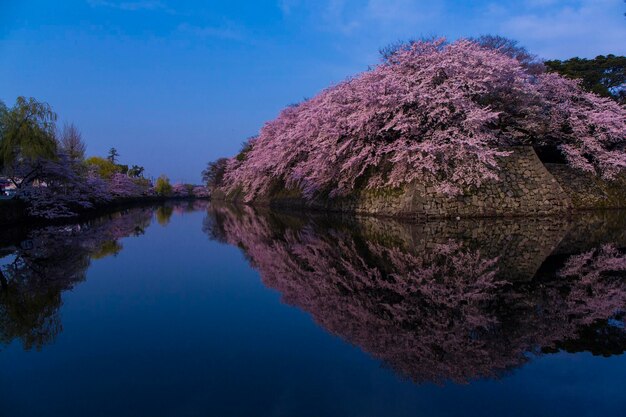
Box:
[172,199,210,214]
[204,204,626,384]
[157,200,210,226]
[0,208,153,350]
[156,205,174,226]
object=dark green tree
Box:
[107,147,119,164]
[545,55,626,104]
[128,165,145,178]
[202,158,228,189]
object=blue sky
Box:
[1,0,625,183]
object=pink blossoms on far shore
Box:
[221,38,626,201]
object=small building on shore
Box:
[0,178,17,198]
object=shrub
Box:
[154,175,172,196]
[85,156,124,180]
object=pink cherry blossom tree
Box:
[171,183,193,197]
[220,38,626,201]
[108,172,146,198]
[16,153,111,218]
[192,186,210,198]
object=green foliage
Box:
[91,240,123,259]
[545,55,626,104]
[0,97,57,173]
[155,175,172,196]
[128,165,145,178]
[116,164,129,175]
[85,156,124,179]
[235,138,255,162]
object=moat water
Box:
[1,202,626,417]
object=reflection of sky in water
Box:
[1,204,626,417]
[0,254,16,267]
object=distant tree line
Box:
[545,55,625,104]
[0,97,209,219]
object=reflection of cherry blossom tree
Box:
[204,204,626,384]
[0,207,153,350]
[560,245,626,325]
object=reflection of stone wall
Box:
[355,216,571,282]
[552,211,626,256]
[330,211,626,281]
[210,205,626,283]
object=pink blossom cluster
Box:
[221,39,626,200]
[171,183,191,197]
[108,173,145,198]
[16,154,112,218]
[192,186,210,198]
[14,153,155,218]
[171,183,210,198]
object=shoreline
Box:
[212,197,626,224]
[212,147,626,221]
[0,196,209,228]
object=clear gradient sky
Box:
[1,0,625,183]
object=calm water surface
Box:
[1,202,626,417]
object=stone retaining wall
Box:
[546,163,626,210]
[217,146,626,219]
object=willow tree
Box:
[0,97,58,186]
